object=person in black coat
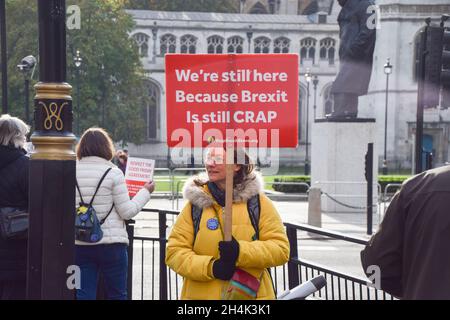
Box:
[361,165,450,299]
[329,0,377,118]
[0,114,30,300]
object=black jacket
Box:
[361,166,450,299]
[0,145,29,281]
[331,0,376,95]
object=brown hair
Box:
[76,128,115,161]
[233,148,255,186]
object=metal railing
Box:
[285,223,395,300]
[382,183,402,216]
[174,180,311,210]
[127,208,395,300]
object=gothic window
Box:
[207,35,224,54]
[146,82,160,140]
[180,34,197,54]
[254,37,271,54]
[132,33,149,58]
[227,36,244,54]
[250,2,269,14]
[299,86,307,142]
[323,84,334,117]
[160,34,176,56]
[274,37,290,53]
[300,38,316,64]
[320,38,336,65]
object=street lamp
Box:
[383,58,393,175]
[246,25,253,53]
[17,55,36,124]
[305,69,312,175]
[100,63,106,127]
[74,50,82,135]
[313,75,319,120]
[240,0,246,13]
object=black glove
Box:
[218,237,240,263]
[212,238,240,280]
[212,258,235,280]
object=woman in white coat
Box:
[75,128,154,300]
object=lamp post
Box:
[246,25,253,53]
[17,55,36,124]
[1,0,7,114]
[100,63,105,127]
[383,58,393,175]
[313,75,319,120]
[305,69,312,175]
[74,50,82,136]
[240,0,246,13]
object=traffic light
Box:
[440,28,450,109]
[421,16,450,109]
[364,143,373,182]
[423,25,444,108]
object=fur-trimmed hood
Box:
[182,171,264,209]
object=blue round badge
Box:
[207,218,219,230]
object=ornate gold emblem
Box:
[40,101,67,131]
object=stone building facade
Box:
[126,0,450,171]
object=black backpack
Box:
[191,194,260,242]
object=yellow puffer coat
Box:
[165,172,289,300]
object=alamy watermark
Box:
[66,264,81,290]
[367,5,381,30]
[66,5,81,30]
[366,265,381,290]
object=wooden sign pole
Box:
[224,141,234,242]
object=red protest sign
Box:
[165,54,298,148]
[124,157,155,198]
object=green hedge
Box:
[272,176,310,193]
[378,175,410,193]
[272,175,411,193]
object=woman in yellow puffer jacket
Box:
[166,148,289,300]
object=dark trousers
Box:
[75,243,128,300]
[332,93,359,117]
[0,280,26,300]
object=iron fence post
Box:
[126,219,135,300]
[286,225,299,289]
[159,212,168,300]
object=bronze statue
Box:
[328,0,377,119]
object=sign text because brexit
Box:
[166,54,298,148]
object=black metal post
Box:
[383,72,389,175]
[305,81,310,175]
[286,225,299,289]
[366,143,374,236]
[415,27,428,174]
[246,26,253,53]
[126,220,135,300]
[0,0,7,114]
[100,64,105,127]
[159,212,168,300]
[27,0,76,300]
[24,78,30,124]
[76,69,80,135]
[313,76,318,120]
[425,152,433,170]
